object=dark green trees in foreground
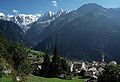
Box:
[7,43,31,74]
[0,34,31,77]
[41,52,51,76]
[40,46,69,77]
[98,64,120,82]
[0,33,69,79]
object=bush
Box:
[98,64,120,82]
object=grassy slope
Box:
[26,75,86,82]
[0,75,15,82]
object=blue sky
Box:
[0,0,120,15]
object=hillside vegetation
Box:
[0,34,45,82]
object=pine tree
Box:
[50,45,61,76]
[41,51,51,76]
[60,58,69,73]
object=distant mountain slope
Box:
[25,3,120,47]
[0,20,24,42]
[24,10,68,46]
[34,4,120,62]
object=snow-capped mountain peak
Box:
[56,9,68,17]
[0,12,42,32]
[0,10,67,32]
[57,9,64,14]
[44,11,55,18]
[0,12,7,20]
[12,14,41,25]
[0,12,5,17]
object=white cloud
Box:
[52,0,58,7]
[13,9,19,14]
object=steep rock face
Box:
[24,10,68,46]
[34,4,120,62]
[0,20,24,42]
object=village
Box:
[27,52,118,82]
[0,48,118,82]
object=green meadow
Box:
[26,75,87,82]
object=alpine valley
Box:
[1,3,120,62]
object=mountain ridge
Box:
[25,3,120,47]
[31,3,120,62]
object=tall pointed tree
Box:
[41,51,51,76]
[50,45,61,76]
